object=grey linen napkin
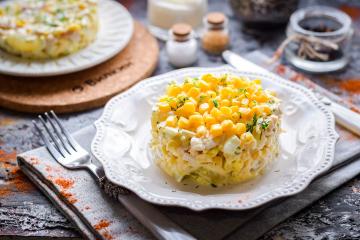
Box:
[17,52,360,240]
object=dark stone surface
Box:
[0,0,359,238]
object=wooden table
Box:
[1,0,360,239]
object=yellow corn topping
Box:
[154,74,277,138]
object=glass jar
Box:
[285,6,353,73]
[201,12,229,54]
[166,23,198,68]
[147,0,207,40]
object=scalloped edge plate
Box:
[92,66,338,211]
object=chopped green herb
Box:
[212,99,219,108]
[246,114,257,133]
[260,119,270,130]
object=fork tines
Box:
[33,110,78,159]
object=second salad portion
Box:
[0,0,98,59]
[151,73,282,187]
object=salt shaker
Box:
[201,12,229,54]
[166,23,198,68]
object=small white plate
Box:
[92,66,338,211]
[0,0,133,77]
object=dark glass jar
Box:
[229,0,299,28]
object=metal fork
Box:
[33,110,129,196]
[33,111,196,240]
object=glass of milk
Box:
[147,0,208,40]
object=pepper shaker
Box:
[166,23,198,68]
[201,12,229,54]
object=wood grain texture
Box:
[0,21,159,113]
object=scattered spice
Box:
[60,190,77,204]
[94,219,111,230]
[54,178,74,190]
[94,220,113,240]
[275,64,287,75]
[84,206,91,210]
[102,231,114,240]
[338,79,360,94]
[0,149,34,196]
[29,157,39,165]
[340,5,360,20]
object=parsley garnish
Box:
[212,99,219,108]
[260,119,270,130]
[176,96,189,109]
[246,114,257,133]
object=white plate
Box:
[92,66,338,211]
[0,0,133,77]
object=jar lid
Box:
[171,23,192,37]
[206,12,226,25]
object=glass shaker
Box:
[201,12,230,54]
[166,23,198,68]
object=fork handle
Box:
[86,160,130,196]
[86,160,105,180]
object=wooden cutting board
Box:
[0,22,159,113]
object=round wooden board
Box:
[0,22,159,113]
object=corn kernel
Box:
[249,100,257,108]
[182,82,193,92]
[168,99,177,109]
[263,105,272,115]
[255,94,268,103]
[221,119,234,132]
[204,114,217,128]
[176,101,196,117]
[199,103,210,114]
[220,87,232,99]
[189,114,204,128]
[233,78,248,88]
[167,85,182,96]
[199,80,210,91]
[178,117,190,129]
[220,106,232,117]
[241,132,255,143]
[166,116,177,127]
[158,102,170,112]
[188,87,200,98]
[210,107,223,120]
[196,125,207,137]
[207,90,217,98]
[239,107,251,119]
[230,106,239,113]
[202,74,218,84]
[231,112,240,122]
[235,123,246,136]
[221,99,230,107]
[253,79,261,84]
[210,124,223,137]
